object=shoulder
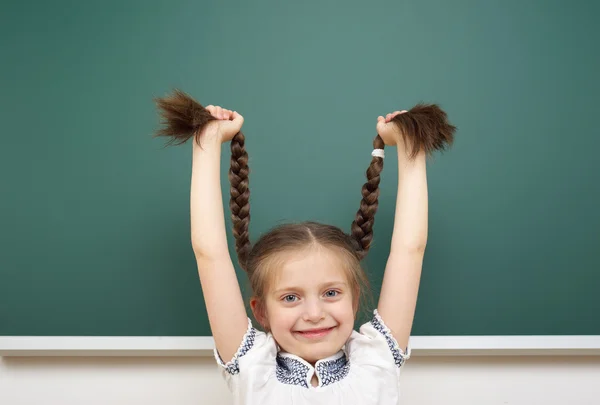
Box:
[346,310,411,369]
[214,318,277,381]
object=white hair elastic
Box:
[371,149,385,159]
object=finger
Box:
[215,106,223,119]
[223,109,232,120]
[385,113,392,122]
[390,110,408,120]
[232,111,244,126]
[377,116,384,122]
[232,111,243,121]
[206,105,215,114]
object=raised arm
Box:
[377,145,427,351]
[375,106,455,350]
[154,91,249,362]
[191,126,249,363]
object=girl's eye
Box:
[325,290,338,298]
[283,295,297,303]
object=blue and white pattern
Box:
[370,310,409,367]
[276,352,350,388]
[276,355,311,388]
[315,355,350,386]
[215,319,257,375]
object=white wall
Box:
[2,356,600,405]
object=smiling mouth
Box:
[294,326,336,339]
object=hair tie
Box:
[371,149,385,159]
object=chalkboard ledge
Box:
[1,336,600,357]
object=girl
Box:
[154,90,455,404]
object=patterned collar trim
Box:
[275,350,350,388]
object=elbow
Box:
[191,240,204,256]
[390,240,427,256]
[191,241,230,261]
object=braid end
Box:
[153,89,217,147]
[392,103,456,159]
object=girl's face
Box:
[258,247,356,364]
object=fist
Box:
[376,110,407,146]
[202,105,244,143]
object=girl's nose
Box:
[302,299,325,322]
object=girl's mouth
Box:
[294,326,335,339]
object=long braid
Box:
[153,89,252,271]
[229,134,251,270]
[351,104,456,260]
[351,135,385,260]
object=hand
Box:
[202,105,244,143]
[376,110,407,146]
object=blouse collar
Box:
[275,349,350,388]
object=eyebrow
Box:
[272,281,348,295]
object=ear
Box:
[352,296,360,317]
[351,286,361,318]
[250,297,268,329]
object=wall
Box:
[2,356,600,405]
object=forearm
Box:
[190,136,230,258]
[390,149,428,253]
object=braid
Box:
[229,134,251,271]
[351,135,385,261]
[153,89,252,271]
[350,104,455,260]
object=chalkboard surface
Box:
[1,0,598,336]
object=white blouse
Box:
[214,310,411,405]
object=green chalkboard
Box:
[1,0,599,337]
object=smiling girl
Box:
[154,89,455,404]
